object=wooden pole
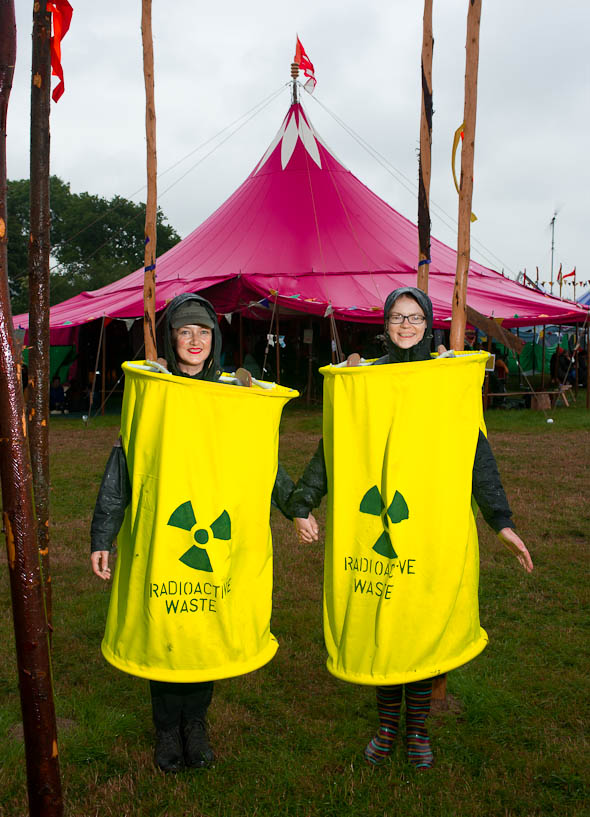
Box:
[0,3,63,813]
[28,0,53,630]
[449,0,482,351]
[417,0,433,294]
[141,0,157,361]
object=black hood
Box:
[162,293,222,381]
[383,287,434,363]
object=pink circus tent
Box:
[13,102,588,331]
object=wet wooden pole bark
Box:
[450,0,482,351]
[141,0,157,361]
[417,0,433,294]
[28,0,53,627]
[0,2,63,813]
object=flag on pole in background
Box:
[294,36,317,92]
[46,0,73,102]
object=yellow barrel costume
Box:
[321,352,489,685]
[101,362,297,682]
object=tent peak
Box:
[252,103,344,176]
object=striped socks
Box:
[405,679,434,769]
[364,684,403,766]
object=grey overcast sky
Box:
[6,1,589,297]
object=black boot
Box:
[154,726,184,773]
[183,718,215,768]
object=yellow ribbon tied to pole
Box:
[320,352,489,685]
[101,362,297,682]
[452,122,478,223]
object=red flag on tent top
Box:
[46,0,73,102]
[294,36,317,93]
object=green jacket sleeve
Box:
[271,462,295,519]
[472,430,514,533]
[288,438,328,518]
[90,441,131,552]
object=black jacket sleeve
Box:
[288,438,328,518]
[271,462,295,519]
[472,430,514,533]
[90,441,131,552]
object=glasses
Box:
[388,313,426,325]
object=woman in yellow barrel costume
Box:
[291,286,533,770]
[90,293,295,773]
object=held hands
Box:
[498,528,534,573]
[294,514,319,544]
[91,550,112,581]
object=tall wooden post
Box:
[141,0,157,361]
[450,0,482,351]
[0,3,63,813]
[417,0,433,294]
[28,0,53,625]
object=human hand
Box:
[346,353,361,367]
[437,344,447,356]
[294,514,319,544]
[91,550,112,581]
[235,367,253,387]
[156,357,169,370]
[497,528,533,573]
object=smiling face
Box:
[172,324,213,375]
[386,295,427,350]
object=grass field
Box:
[1,395,589,817]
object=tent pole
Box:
[88,317,105,419]
[239,312,244,367]
[0,3,63,812]
[101,320,106,415]
[141,0,157,361]
[275,297,281,384]
[541,327,546,388]
[417,0,433,294]
[450,0,482,351]
[306,318,313,406]
[516,327,522,389]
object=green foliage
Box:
[7,176,180,313]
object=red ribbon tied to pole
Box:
[294,35,317,92]
[46,0,73,102]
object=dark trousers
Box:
[149,680,214,731]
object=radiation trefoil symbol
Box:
[167,501,231,572]
[359,486,409,559]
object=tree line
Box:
[7,176,180,314]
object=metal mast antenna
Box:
[550,211,557,294]
[290,59,299,104]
